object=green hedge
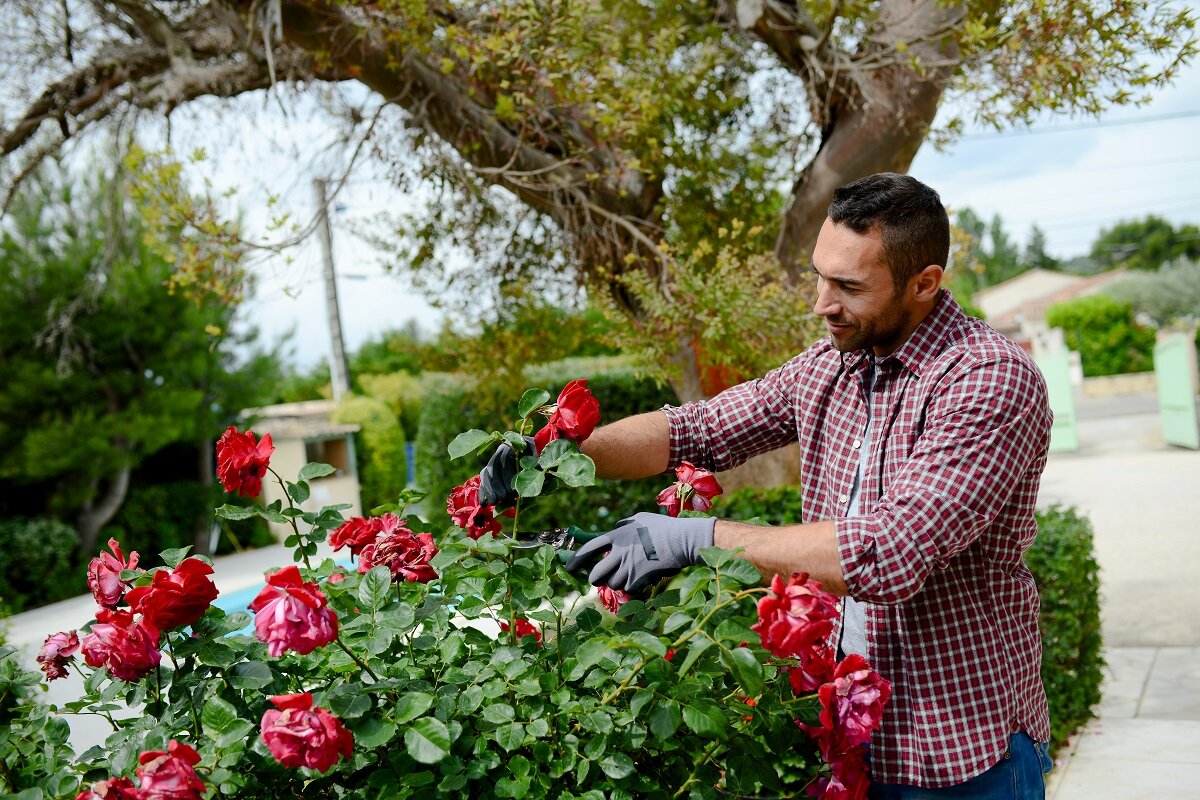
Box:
[0,517,83,613]
[1027,505,1105,750]
[711,485,805,525]
[332,395,409,512]
[414,359,678,532]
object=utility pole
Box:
[314,178,351,402]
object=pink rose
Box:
[751,572,839,660]
[329,516,381,558]
[260,692,354,772]
[136,740,205,800]
[597,585,630,614]
[215,426,274,499]
[80,608,161,682]
[533,379,601,452]
[37,630,80,682]
[807,745,870,800]
[447,475,513,539]
[499,618,542,644]
[75,776,145,800]
[87,538,140,609]
[125,559,219,631]
[247,565,339,657]
[788,643,837,695]
[656,461,723,517]
[819,654,892,750]
[357,516,438,583]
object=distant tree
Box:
[0,161,280,554]
[1110,257,1200,327]
[1090,215,1200,271]
[1023,224,1060,271]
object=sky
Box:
[150,54,1200,372]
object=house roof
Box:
[239,399,360,440]
[975,268,1128,333]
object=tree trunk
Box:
[193,438,216,557]
[76,465,131,554]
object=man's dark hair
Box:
[827,173,950,293]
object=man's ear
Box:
[911,264,943,303]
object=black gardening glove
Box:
[477,435,537,508]
[566,511,716,594]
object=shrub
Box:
[358,371,425,441]
[1027,505,1104,750]
[711,485,805,525]
[414,359,677,531]
[0,517,83,613]
[332,395,409,511]
[1045,294,1155,377]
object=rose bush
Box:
[0,384,890,800]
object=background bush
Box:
[414,358,678,531]
[0,517,83,613]
[1046,294,1155,377]
[1028,505,1105,750]
[711,485,805,525]
[332,395,409,512]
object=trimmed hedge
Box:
[332,395,409,512]
[0,517,83,613]
[713,489,1103,751]
[413,359,678,532]
[1027,505,1105,750]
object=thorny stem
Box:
[334,637,379,681]
[269,466,312,570]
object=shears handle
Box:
[555,525,604,564]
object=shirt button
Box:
[852,439,862,450]
[838,494,849,504]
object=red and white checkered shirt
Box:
[663,291,1052,787]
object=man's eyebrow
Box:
[811,264,866,288]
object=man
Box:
[482,173,1055,798]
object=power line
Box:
[961,109,1200,140]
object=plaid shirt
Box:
[663,291,1052,787]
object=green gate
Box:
[1154,331,1200,450]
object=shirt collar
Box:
[839,289,964,378]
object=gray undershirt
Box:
[838,356,876,659]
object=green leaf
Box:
[553,453,596,487]
[405,717,451,764]
[698,547,732,569]
[514,467,545,498]
[394,692,434,725]
[663,611,693,634]
[354,717,398,748]
[448,429,492,459]
[158,546,192,568]
[623,631,668,657]
[600,753,635,780]
[719,558,762,586]
[229,661,273,690]
[721,647,765,698]
[215,504,256,521]
[677,637,713,677]
[358,565,392,612]
[260,507,288,524]
[682,702,727,737]
[287,480,310,504]
[215,719,255,748]
[574,639,611,671]
[482,702,516,724]
[298,462,337,481]
[518,388,552,419]
[201,696,239,734]
[537,438,573,469]
[458,686,484,715]
[649,700,682,740]
[495,722,525,752]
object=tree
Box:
[1022,224,1059,271]
[0,160,280,554]
[1110,257,1200,327]
[1,2,1194,406]
[1090,215,1200,272]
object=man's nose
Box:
[813,283,839,318]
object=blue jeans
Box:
[869,733,1054,800]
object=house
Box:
[240,400,363,540]
[972,268,1128,347]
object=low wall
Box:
[1081,371,1157,399]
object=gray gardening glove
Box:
[478,435,537,508]
[567,511,716,593]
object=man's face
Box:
[810,218,916,356]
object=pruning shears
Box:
[512,526,604,566]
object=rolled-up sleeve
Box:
[837,357,1051,604]
[661,353,808,472]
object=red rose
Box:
[125,559,219,631]
[655,461,723,517]
[597,585,630,614]
[447,475,513,539]
[260,692,354,772]
[215,425,274,498]
[136,740,204,800]
[80,608,161,682]
[37,630,80,682]
[247,565,338,657]
[533,379,601,451]
[326,568,347,585]
[788,643,836,695]
[329,516,381,558]
[75,776,145,800]
[807,745,870,800]
[357,515,438,583]
[751,572,839,660]
[817,654,892,751]
[87,538,141,609]
[499,618,542,644]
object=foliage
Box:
[332,396,410,512]
[415,361,678,532]
[358,372,425,442]
[0,518,83,614]
[711,486,807,527]
[0,389,880,800]
[1090,215,1200,272]
[1109,257,1200,327]
[1027,506,1105,750]
[1046,294,1156,376]
[951,208,1058,294]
